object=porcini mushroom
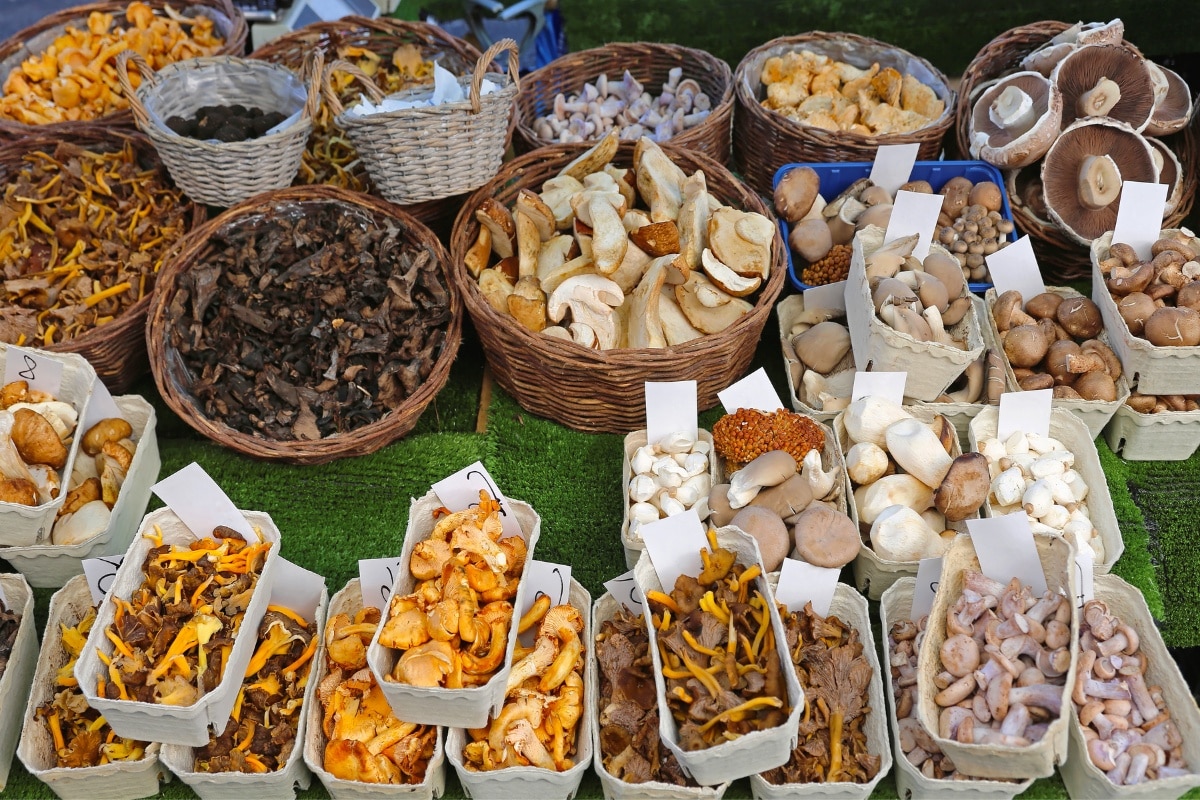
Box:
[1051,44,1155,132]
[969,72,1063,168]
[546,274,625,349]
[674,272,754,334]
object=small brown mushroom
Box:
[1056,296,1103,339]
[773,167,820,224]
[789,218,833,263]
[1143,307,1200,346]
[1025,292,1064,320]
[1117,292,1157,335]
[993,290,1035,332]
[1073,370,1118,401]
[1004,324,1052,367]
[933,452,990,522]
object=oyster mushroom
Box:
[792,504,860,568]
[970,72,1063,168]
[1051,44,1155,131]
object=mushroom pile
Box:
[967,19,1194,244]
[378,492,525,688]
[1075,599,1191,785]
[991,290,1122,401]
[841,397,988,562]
[865,234,975,348]
[319,606,436,784]
[763,602,881,785]
[468,132,774,349]
[463,600,585,772]
[531,69,712,145]
[1098,231,1200,347]
[51,415,139,547]
[0,379,77,508]
[627,431,713,540]
[977,429,1103,560]
[595,604,698,786]
[1126,393,1200,414]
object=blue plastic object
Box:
[772,160,1017,294]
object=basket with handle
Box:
[116,50,321,207]
[323,38,520,206]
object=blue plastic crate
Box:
[772,160,1018,294]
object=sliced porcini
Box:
[515,189,557,241]
[676,171,711,271]
[604,164,637,209]
[658,287,704,345]
[608,241,652,294]
[791,321,851,373]
[589,196,629,274]
[507,278,547,332]
[536,235,576,281]
[626,256,671,349]
[572,189,627,228]
[478,267,515,314]
[1051,44,1155,132]
[635,136,687,222]
[674,272,753,334]
[547,274,625,349]
[475,198,516,259]
[540,254,594,295]
[701,248,762,297]
[630,221,680,257]
[1145,63,1194,135]
[540,174,585,230]
[558,130,619,181]
[708,207,774,280]
[464,225,492,277]
[1041,118,1158,245]
[622,208,653,234]
[970,72,1063,169]
[1146,138,1184,217]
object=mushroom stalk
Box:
[990,85,1037,134]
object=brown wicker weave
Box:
[250,16,483,231]
[733,32,956,194]
[116,51,320,207]
[0,127,205,392]
[0,0,246,139]
[147,185,462,464]
[512,43,735,163]
[324,38,520,206]
[448,141,787,433]
[956,21,1199,282]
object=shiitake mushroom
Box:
[1117,292,1157,335]
[1143,306,1200,346]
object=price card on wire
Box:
[432,461,522,540]
[604,570,643,613]
[359,557,405,611]
[82,554,125,604]
[152,462,255,540]
[519,560,572,645]
[4,345,64,395]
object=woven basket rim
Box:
[147,184,462,463]
[334,77,517,128]
[248,14,482,65]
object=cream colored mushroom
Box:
[547,275,625,349]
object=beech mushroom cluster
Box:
[976,430,1103,560]
[991,290,1122,401]
[627,431,713,539]
[469,132,773,349]
[0,378,76,508]
[932,572,1072,747]
[1075,599,1191,785]
[841,397,988,562]
[864,233,974,348]
[52,415,138,547]
[531,69,712,145]
[1098,231,1200,347]
[968,20,1194,244]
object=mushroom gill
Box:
[1147,137,1184,217]
[1051,44,1155,131]
[1145,64,1194,136]
[1041,118,1158,245]
[969,72,1061,168]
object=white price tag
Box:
[851,371,907,405]
[645,381,697,447]
[519,560,572,644]
[774,557,839,617]
[997,389,1052,441]
[359,557,404,611]
[802,280,847,312]
[82,554,125,604]
[641,508,710,593]
[718,368,784,414]
[868,143,920,197]
[1074,545,1095,609]
[604,570,644,613]
[884,190,944,261]
[269,558,325,621]
[967,513,1047,596]
[911,556,943,622]
[986,236,1046,303]
[4,346,65,396]
[151,462,255,540]
[82,376,124,431]
[432,461,522,540]
[1112,180,1170,261]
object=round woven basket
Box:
[0,127,205,392]
[147,185,462,464]
[250,16,483,233]
[733,32,956,194]
[512,42,735,163]
[0,0,246,138]
[448,141,787,433]
[324,38,520,206]
[956,21,1199,282]
[116,51,320,207]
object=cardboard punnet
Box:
[1103,400,1200,461]
[367,491,541,730]
[777,294,852,424]
[634,527,805,786]
[17,575,169,800]
[878,579,1032,800]
[0,573,37,790]
[304,579,446,800]
[3,395,160,588]
[749,581,892,799]
[969,406,1123,574]
[75,507,284,746]
[589,592,730,800]
[915,532,1079,780]
[446,578,593,799]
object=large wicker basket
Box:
[448,141,787,433]
[116,51,320,207]
[512,42,735,163]
[324,38,520,206]
[147,185,462,464]
[733,32,956,194]
[0,127,204,392]
[0,0,246,138]
[955,21,1199,283]
[250,16,483,234]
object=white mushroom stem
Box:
[1079,77,1122,117]
[800,449,836,500]
[990,84,1037,134]
[1079,155,1123,209]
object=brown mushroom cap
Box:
[774,167,820,224]
[1145,64,1194,136]
[1073,370,1118,401]
[933,452,990,522]
[1025,292,1064,320]
[1144,307,1200,346]
[1041,118,1158,245]
[792,321,852,374]
[1004,324,1052,367]
[1051,44,1155,132]
[1117,292,1156,335]
[792,505,860,569]
[730,506,790,573]
[1056,296,1103,339]
[970,72,1063,168]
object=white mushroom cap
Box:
[970,72,1063,168]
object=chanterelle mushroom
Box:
[547,274,625,349]
[969,72,1063,168]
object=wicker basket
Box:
[733,32,956,194]
[0,127,204,392]
[512,42,734,163]
[0,0,246,139]
[955,21,1199,283]
[448,140,786,433]
[146,185,462,464]
[324,38,519,206]
[116,51,319,207]
[250,16,483,233]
